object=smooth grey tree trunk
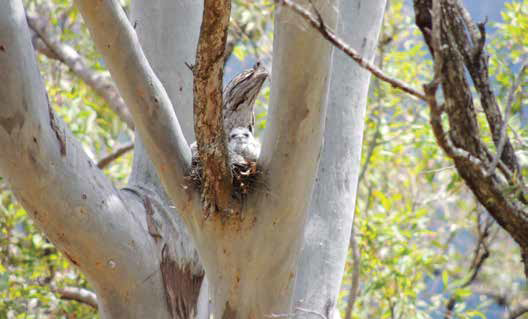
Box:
[0,1,172,318]
[293,1,386,318]
[127,1,209,317]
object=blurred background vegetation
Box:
[0,0,526,318]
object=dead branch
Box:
[275,0,427,101]
[53,286,98,309]
[97,143,134,169]
[448,0,520,177]
[415,0,528,278]
[444,213,492,319]
[344,232,360,319]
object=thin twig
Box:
[444,212,492,319]
[97,143,134,169]
[486,60,527,176]
[419,166,455,174]
[511,300,528,319]
[275,0,427,101]
[344,231,360,319]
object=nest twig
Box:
[187,156,261,200]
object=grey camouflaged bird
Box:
[222,62,268,135]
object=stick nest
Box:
[187,156,261,200]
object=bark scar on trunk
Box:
[63,251,79,266]
[0,110,24,135]
[47,101,66,156]
[160,244,203,319]
[143,195,162,242]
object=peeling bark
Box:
[161,244,204,319]
[47,101,66,156]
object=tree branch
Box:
[258,0,336,224]
[415,0,528,278]
[344,232,361,319]
[26,13,134,130]
[444,213,492,318]
[275,0,427,101]
[511,300,528,319]
[0,3,167,314]
[53,286,98,309]
[97,142,134,169]
[293,1,385,317]
[74,0,195,213]
[448,0,520,177]
[192,0,233,213]
[358,116,381,184]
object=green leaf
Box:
[442,270,449,288]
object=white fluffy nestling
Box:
[228,127,260,164]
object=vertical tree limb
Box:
[292,1,386,318]
[0,2,172,317]
[128,2,207,317]
[192,0,233,214]
[259,0,337,224]
[74,0,195,214]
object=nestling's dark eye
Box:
[230,134,236,139]
[243,133,249,138]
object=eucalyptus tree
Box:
[0,0,385,318]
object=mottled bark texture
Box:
[193,0,233,214]
[414,0,528,276]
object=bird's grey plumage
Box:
[228,127,261,164]
[222,62,268,134]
